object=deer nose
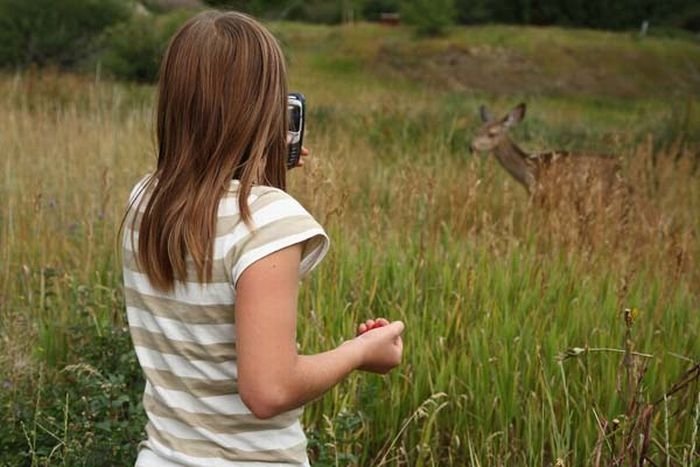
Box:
[469,143,476,154]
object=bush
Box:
[204,0,357,24]
[0,326,146,465]
[143,0,204,13]
[101,16,163,83]
[0,0,129,69]
[401,0,456,36]
[454,0,491,24]
[284,0,343,24]
[361,0,401,21]
[202,0,287,17]
[101,10,194,82]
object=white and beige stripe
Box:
[124,178,329,466]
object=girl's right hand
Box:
[353,320,405,374]
[356,317,390,336]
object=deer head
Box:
[470,103,536,193]
[470,102,527,153]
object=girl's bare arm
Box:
[235,244,404,419]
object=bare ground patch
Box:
[374,39,700,98]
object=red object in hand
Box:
[358,321,386,336]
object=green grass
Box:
[275,21,700,101]
[1,22,699,466]
[300,234,698,464]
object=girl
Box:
[122,10,405,466]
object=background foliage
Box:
[0,0,698,78]
[1,20,699,464]
[0,0,129,69]
[0,2,699,466]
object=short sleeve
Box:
[127,174,152,207]
[226,188,330,287]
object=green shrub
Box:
[101,10,194,82]
[361,0,401,21]
[285,0,343,24]
[0,0,129,69]
[401,0,456,37]
[101,16,163,83]
[143,0,204,14]
[0,326,146,466]
[203,0,291,18]
[205,0,353,24]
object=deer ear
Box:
[504,103,526,127]
[479,105,493,123]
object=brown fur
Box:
[470,103,637,252]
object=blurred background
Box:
[0,1,698,466]
[1,0,699,82]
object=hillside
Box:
[273,22,700,100]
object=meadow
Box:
[1,22,699,466]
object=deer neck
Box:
[493,137,536,192]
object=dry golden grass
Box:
[1,45,698,464]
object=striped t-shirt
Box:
[122,176,329,466]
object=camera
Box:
[287,92,305,169]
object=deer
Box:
[469,102,643,251]
[469,102,624,199]
[469,103,692,274]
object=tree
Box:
[454,0,491,24]
[362,0,400,21]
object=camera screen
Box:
[288,104,301,132]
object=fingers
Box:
[357,319,377,336]
[294,147,310,168]
[356,318,403,336]
[356,322,368,336]
[387,320,405,336]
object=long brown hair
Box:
[132,10,288,291]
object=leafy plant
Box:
[0,0,129,69]
[0,326,146,466]
[401,0,456,36]
[101,10,194,82]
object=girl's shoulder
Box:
[223,182,330,284]
[226,181,309,216]
[249,183,290,199]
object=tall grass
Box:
[1,24,699,466]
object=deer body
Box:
[468,104,690,273]
[470,103,622,198]
[488,134,538,192]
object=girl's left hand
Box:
[292,146,310,168]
